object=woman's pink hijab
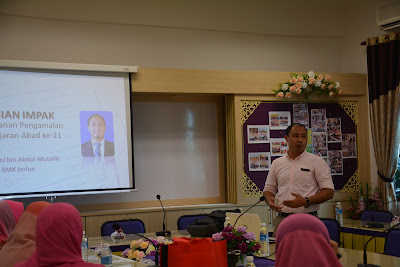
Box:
[15,202,102,267]
[275,213,342,267]
[0,201,50,267]
[0,200,24,246]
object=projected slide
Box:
[0,69,133,196]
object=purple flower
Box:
[237,226,247,233]
[148,237,159,247]
[252,243,261,251]
[148,250,156,256]
[238,242,248,253]
[225,233,235,242]
[243,232,256,241]
[122,248,131,257]
[212,232,224,241]
[223,226,233,232]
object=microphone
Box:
[156,194,171,237]
[233,196,266,228]
[357,221,400,267]
[113,223,160,267]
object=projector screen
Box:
[0,67,134,197]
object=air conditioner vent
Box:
[377,1,400,31]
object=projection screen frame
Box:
[0,60,138,198]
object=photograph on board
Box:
[269,111,291,130]
[247,125,270,144]
[248,152,271,171]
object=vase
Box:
[227,253,240,267]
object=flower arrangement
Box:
[346,183,385,220]
[391,216,400,227]
[121,236,172,262]
[212,226,261,258]
[273,71,342,99]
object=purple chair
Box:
[384,228,400,257]
[360,210,393,223]
[177,214,208,230]
[101,219,146,236]
[320,218,341,243]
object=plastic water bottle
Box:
[335,201,343,226]
[101,243,112,266]
[224,216,231,228]
[81,230,88,262]
[259,222,269,256]
[244,255,256,267]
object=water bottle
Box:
[259,222,269,256]
[224,216,231,228]
[244,256,256,267]
[335,201,343,226]
[81,230,88,262]
[101,243,112,266]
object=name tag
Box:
[301,168,311,172]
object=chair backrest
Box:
[319,218,341,243]
[360,210,393,223]
[384,228,400,257]
[177,214,208,230]
[101,219,146,236]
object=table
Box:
[341,220,393,253]
[87,246,147,267]
[87,230,400,267]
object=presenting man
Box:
[81,113,115,157]
[263,123,334,234]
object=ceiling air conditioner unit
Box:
[377,1,400,31]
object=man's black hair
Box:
[87,113,106,126]
[285,123,307,136]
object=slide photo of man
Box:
[80,111,115,157]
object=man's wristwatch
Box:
[305,197,311,208]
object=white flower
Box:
[335,82,340,88]
[281,84,289,91]
[308,71,315,78]
[315,80,322,87]
[301,82,308,89]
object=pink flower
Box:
[321,84,326,90]
[212,232,224,241]
[325,75,331,81]
[308,77,316,85]
[338,90,343,95]
[295,83,301,89]
[296,88,302,94]
[329,91,334,97]
[290,77,297,84]
[297,76,304,82]
[289,85,296,92]
[317,74,324,80]
[276,92,284,98]
[285,92,293,98]
[136,251,145,260]
[237,226,247,233]
[328,84,334,90]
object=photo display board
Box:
[243,101,358,192]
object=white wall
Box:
[0,0,390,204]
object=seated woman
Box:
[275,213,342,267]
[0,201,51,266]
[15,202,102,267]
[0,200,24,250]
